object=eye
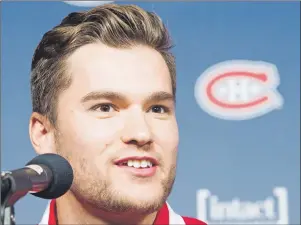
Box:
[149,105,169,114]
[91,104,116,112]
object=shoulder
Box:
[182,216,207,225]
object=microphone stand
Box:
[1,169,32,225]
[1,172,17,225]
[1,207,15,225]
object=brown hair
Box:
[30,3,176,125]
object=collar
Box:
[39,199,185,225]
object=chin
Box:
[122,181,161,195]
[118,184,165,205]
[123,195,164,213]
[131,192,162,203]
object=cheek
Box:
[152,119,179,149]
[61,112,123,148]
[56,114,124,173]
[152,119,179,166]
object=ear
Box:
[29,112,56,155]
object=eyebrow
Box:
[145,91,175,103]
[80,91,175,104]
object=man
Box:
[29,3,206,225]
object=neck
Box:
[56,191,158,225]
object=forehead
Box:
[65,43,173,98]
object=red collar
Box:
[48,199,169,225]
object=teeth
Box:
[127,160,133,167]
[125,160,153,168]
[141,160,148,168]
[133,161,140,168]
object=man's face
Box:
[54,43,179,213]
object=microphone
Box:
[1,153,74,206]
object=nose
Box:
[121,109,152,147]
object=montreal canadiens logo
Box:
[194,60,284,120]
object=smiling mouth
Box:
[117,159,155,169]
[114,158,158,177]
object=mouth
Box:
[114,157,158,177]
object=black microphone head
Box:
[26,153,74,199]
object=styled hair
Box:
[30,3,176,125]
